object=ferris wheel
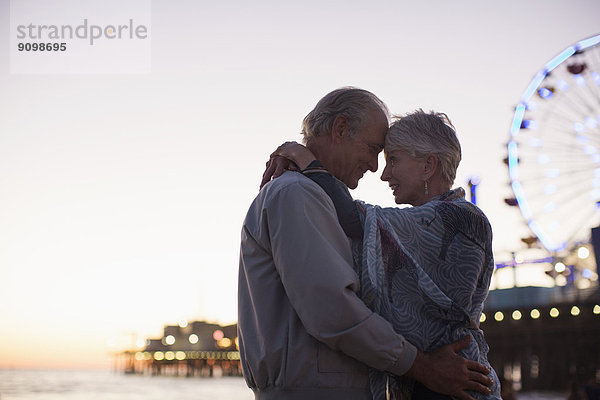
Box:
[507,33,600,254]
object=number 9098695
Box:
[18,42,66,51]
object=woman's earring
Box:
[424,181,429,195]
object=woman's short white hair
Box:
[386,109,462,185]
[301,87,389,143]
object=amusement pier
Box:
[116,321,241,378]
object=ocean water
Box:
[0,369,565,400]
[0,369,253,400]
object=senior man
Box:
[238,87,492,400]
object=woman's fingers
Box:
[260,156,296,190]
[260,159,277,189]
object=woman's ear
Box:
[330,115,349,143]
[423,153,439,180]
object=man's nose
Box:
[368,155,378,172]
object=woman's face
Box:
[380,149,427,206]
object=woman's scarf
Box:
[351,188,498,400]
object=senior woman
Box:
[264,110,501,400]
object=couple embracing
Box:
[238,87,501,400]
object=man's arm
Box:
[266,175,417,375]
[407,336,492,400]
[268,173,493,400]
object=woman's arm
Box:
[260,142,363,240]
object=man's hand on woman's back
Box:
[405,335,493,400]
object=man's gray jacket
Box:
[238,172,417,400]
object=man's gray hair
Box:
[301,87,389,143]
[386,109,462,185]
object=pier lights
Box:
[555,275,567,286]
[554,262,566,273]
[154,351,165,361]
[577,246,590,259]
[165,351,175,360]
[176,351,186,360]
[135,351,152,361]
[178,320,188,328]
[163,335,175,345]
[482,305,598,322]
[213,330,224,341]
[217,338,232,348]
[189,334,199,344]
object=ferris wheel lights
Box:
[574,74,586,87]
[584,117,598,128]
[528,138,543,148]
[573,122,586,133]
[536,154,550,164]
[521,120,538,129]
[511,182,530,217]
[507,142,519,179]
[576,34,600,50]
[576,135,590,145]
[582,268,593,278]
[522,72,547,100]
[525,101,538,111]
[510,105,527,136]
[537,87,554,99]
[543,202,557,214]
[528,220,565,252]
[556,79,569,91]
[584,145,598,155]
[542,184,557,195]
[545,47,576,72]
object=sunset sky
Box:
[1,0,599,369]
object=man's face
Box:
[331,109,388,189]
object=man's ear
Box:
[423,154,439,180]
[330,115,349,143]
